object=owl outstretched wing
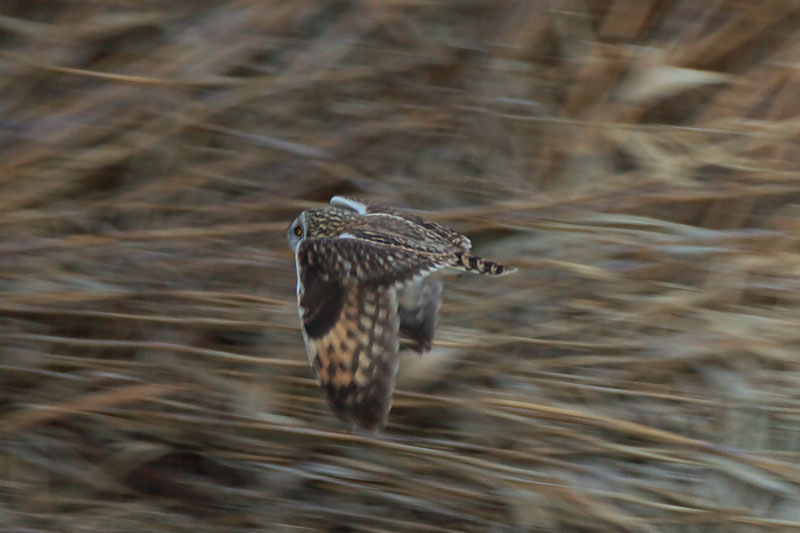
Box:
[295,237,451,429]
[330,196,472,252]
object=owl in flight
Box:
[286,196,515,430]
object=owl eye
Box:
[294,226,303,237]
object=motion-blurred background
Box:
[3,1,800,531]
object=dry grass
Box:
[3,1,800,531]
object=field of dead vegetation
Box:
[3,1,800,531]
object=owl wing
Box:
[330,196,472,251]
[295,237,452,429]
[397,277,443,352]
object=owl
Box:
[286,196,515,430]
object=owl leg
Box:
[398,278,443,353]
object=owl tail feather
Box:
[453,252,516,276]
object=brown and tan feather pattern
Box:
[287,196,515,430]
[295,237,437,429]
[298,237,453,286]
[302,283,399,430]
[364,205,473,251]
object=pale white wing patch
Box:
[330,196,368,214]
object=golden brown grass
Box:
[3,1,800,531]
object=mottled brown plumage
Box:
[287,196,515,430]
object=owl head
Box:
[286,205,359,250]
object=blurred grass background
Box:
[3,1,800,531]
